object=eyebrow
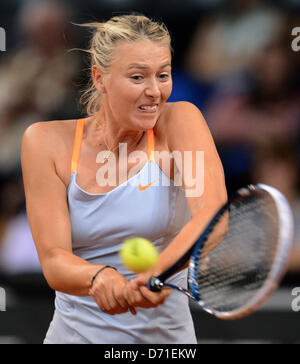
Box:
[127,63,171,70]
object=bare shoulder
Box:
[22,119,77,186]
[22,119,76,158]
[166,100,201,115]
[166,101,205,127]
[23,119,76,146]
[155,101,198,136]
[160,101,211,151]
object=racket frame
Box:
[150,184,294,320]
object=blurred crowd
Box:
[0,0,80,283]
[0,0,299,289]
[170,0,300,275]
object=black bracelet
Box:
[91,265,117,287]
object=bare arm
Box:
[21,122,103,296]
[129,101,228,288]
[154,101,228,273]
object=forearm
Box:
[152,203,227,277]
[152,214,207,276]
[42,248,104,296]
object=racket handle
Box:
[147,277,163,292]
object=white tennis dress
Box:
[44,119,197,344]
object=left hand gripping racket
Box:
[147,184,294,320]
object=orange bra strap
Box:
[147,129,155,162]
[71,118,85,175]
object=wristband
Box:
[91,265,117,287]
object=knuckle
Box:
[115,293,125,303]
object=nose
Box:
[145,78,161,99]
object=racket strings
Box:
[192,191,279,313]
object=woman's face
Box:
[96,40,172,131]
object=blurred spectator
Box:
[252,144,300,273]
[185,0,285,84]
[0,173,26,250]
[207,35,300,176]
[0,0,79,176]
[206,20,300,271]
[0,0,80,277]
[169,0,285,113]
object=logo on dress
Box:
[138,179,159,191]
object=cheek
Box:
[161,80,173,101]
[111,80,142,105]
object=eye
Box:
[159,73,170,81]
[131,75,144,81]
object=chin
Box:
[138,111,162,129]
[139,120,157,131]
[132,117,156,131]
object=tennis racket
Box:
[147,183,294,320]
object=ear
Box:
[92,65,106,93]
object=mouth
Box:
[138,104,158,113]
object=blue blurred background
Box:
[0,0,299,343]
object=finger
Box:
[125,286,144,306]
[91,282,116,313]
[97,293,112,312]
[139,286,171,305]
[113,285,130,310]
[128,279,139,291]
[125,286,157,309]
[93,293,111,313]
[129,307,137,315]
[129,273,151,290]
[116,284,137,315]
[105,287,122,313]
[124,284,153,309]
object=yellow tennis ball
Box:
[120,237,158,273]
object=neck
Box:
[90,108,145,154]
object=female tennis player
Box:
[21,14,227,344]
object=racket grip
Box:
[147,276,163,292]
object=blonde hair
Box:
[78,14,172,116]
